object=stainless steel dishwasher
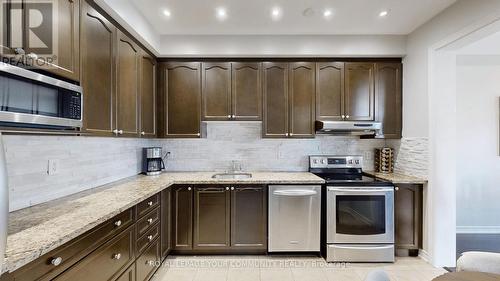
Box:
[268,185,321,252]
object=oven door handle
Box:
[327,187,394,192]
[272,190,318,196]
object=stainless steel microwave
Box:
[0,62,83,129]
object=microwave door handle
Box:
[272,190,318,196]
[327,187,394,193]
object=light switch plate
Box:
[47,159,60,175]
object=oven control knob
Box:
[355,160,360,164]
[348,160,353,164]
[313,159,318,164]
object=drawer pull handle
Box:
[148,235,153,241]
[147,218,153,224]
[113,253,121,260]
[187,187,192,191]
[114,220,122,227]
[231,187,235,191]
[51,257,63,266]
[147,201,153,206]
[395,186,399,191]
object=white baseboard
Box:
[419,249,430,263]
[456,226,500,234]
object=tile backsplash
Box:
[154,122,386,172]
[3,135,152,211]
[3,122,429,211]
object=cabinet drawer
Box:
[8,208,134,281]
[53,225,135,281]
[136,207,160,238]
[137,194,160,219]
[137,223,160,255]
[136,238,160,281]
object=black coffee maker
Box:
[142,147,165,176]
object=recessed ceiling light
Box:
[379,10,389,17]
[271,7,282,20]
[323,9,333,18]
[163,9,171,17]
[216,7,227,20]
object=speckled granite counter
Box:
[364,171,427,184]
[3,172,324,273]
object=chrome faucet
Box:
[229,160,242,173]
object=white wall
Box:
[404,0,500,138]
[456,55,500,232]
[158,35,406,57]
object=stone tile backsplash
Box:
[3,122,429,211]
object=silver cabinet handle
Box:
[231,115,235,118]
[230,187,235,191]
[27,52,38,59]
[113,253,121,260]
[14,47,25,55]
[113,129,118,135]
[187,187,192,191]
[395,186,399,191]
[147,201,153,206]
[273,190,317,196]
[147,235,153,241]
[346,115,350,119]
[114,220,122,227]
[226,187,230,191]
[197,133,201,137]
[147,218,153,224]
[290,133,293,136]
[118,130,123,135]
[341,115,345,119]
[51,257,63,266]
[285,133,289,137]
[227,115,231,118]
[141,131,145,136]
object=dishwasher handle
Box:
[272,189,318,197]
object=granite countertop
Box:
[364,171,427,184]
[3,171,324,273]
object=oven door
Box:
[327,186,394,244]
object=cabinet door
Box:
[289,62,315,138]
[162,62,201,138]
[116,31,139,137]
[172,185,193,250]
[316,62,344,121]
[135,239,160,281]
[0,0,20,56]
[193,185,230,250]
[139,51,157,138]
[80,0,116,136]
[231,185,267,250]
[345,63,375,121]
[43,0,80,81]
[231,62,262,120]
[262,62,288,138]
[160,188,171,259]
[375,63,402,139]
[395,184,422,256]
[202,62,231,120]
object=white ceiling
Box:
[131,0,456,35]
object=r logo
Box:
[24,2,53,54]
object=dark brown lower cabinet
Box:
[194,185,231,250]
[160,188,172,259]
[135,238,161,281]
[116,264,135,281]
[231,185,267,250]
[53,225,135,281]
[395,184,423,256]
[172,185,194,251]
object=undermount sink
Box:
[211,173,252,180]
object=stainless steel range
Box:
[310,155,395,263]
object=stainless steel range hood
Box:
[315,120,382,136]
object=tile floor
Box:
[150,255,447,281]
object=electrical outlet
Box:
[364,151,373,161]
[47,159,60,175]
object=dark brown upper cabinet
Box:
[160,62,201,138]
[262,62,288,138]
[193,185,231,250]
[231,62,262,120]
[172,185,194,251]
[202,62,231,120]
[316,62,344,121]
[375,63,402,139]
[231,185,267,250]
[2,0,80,81]
[345,62,375,121]
[115,31,140,137]
[80,0,116,136]
[139,51,157,138]
[289,62,315,138]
